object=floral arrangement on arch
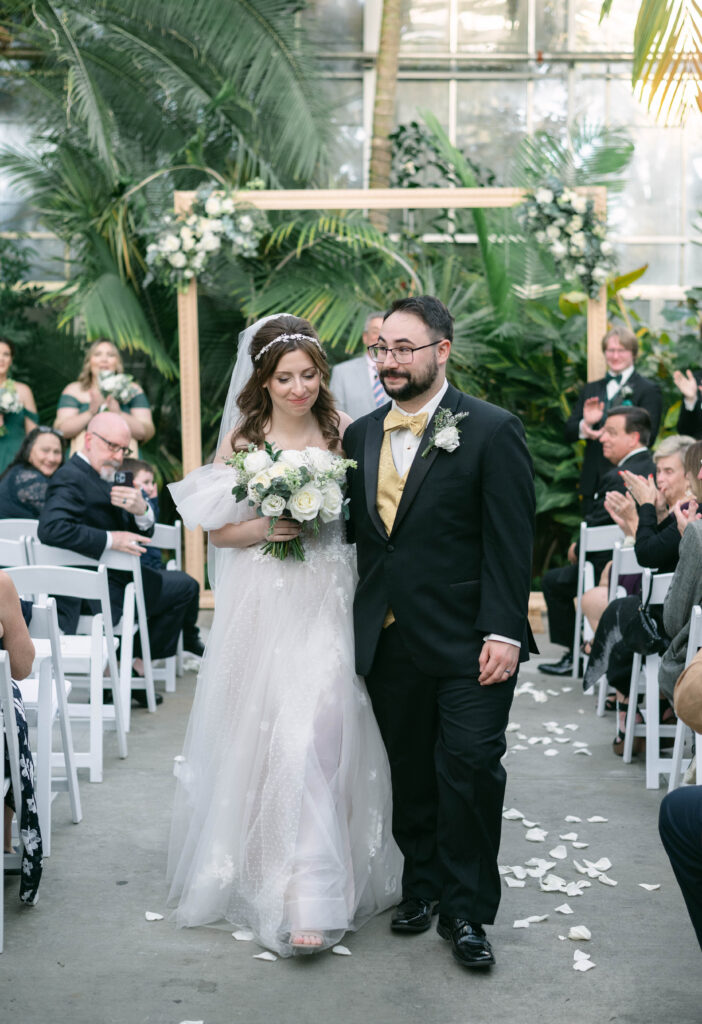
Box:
[146,180,268,292]
[518,183,616,299]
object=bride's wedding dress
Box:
[167,460,402,956]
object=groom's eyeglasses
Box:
[368,341,441,364]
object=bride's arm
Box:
[337,411,353,452]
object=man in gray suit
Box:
[330,311,386,420]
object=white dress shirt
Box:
[391,381,520,650]
[77,451,154,552]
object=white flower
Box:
[205,195,222,216]
[545,224,561,241]
[288,485,323,522]
[168,251,187,268]
[238,214,254,233]
[278,449,307,469]
[535,188,553,205]
[247,468,272,499]
[574,263,587,275]
[261,493,286,517]
[146,242,158,256]
[600,240,613,256]
[221,197,236,214]
[535,230,546,244]
[560,188,576,205]
[160,233,180,253]
[403,160,417,175]
[434,426,460,452]
[197,217,223,234]
[572,195,588,214]
[319,482,343,522]
[592,266,608,282]
[199,232,221,253]
[305,447,335,474]
[565,215,583,234]
[570,232,587,251]
[551,240,568,259]
[192,252,206,271]
[180,226,195,251]
[243,449,273,475]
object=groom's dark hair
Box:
[385,295,454,342]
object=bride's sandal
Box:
[290,930,325,955]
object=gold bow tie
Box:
[383,409,428,437]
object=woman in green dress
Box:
[54,339,154,454]
[0,337,39,474]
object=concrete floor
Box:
[2,635,700,1024]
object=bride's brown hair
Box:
[232,315,340,451]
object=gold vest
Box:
[376,431,409,627]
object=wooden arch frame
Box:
[174,186,608,602]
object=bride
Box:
[166,313,402,956]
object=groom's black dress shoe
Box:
[390,897,438,933]
[538,652,574,676]
[437,916,495,968]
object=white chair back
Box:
[0,649,21,953]
[669,605,702,790]
[573,522,624,675]
[151,521,183,569]
[0,537,30,567]
[609,541,644,602]
[0,519,38,542]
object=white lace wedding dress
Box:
[166,461,402,956]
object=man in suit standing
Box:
[344,296,536,970]
[673,367,702,439]
[38,412,200,704]
[565,326,661,516]
[539,405,656,677]
[330,311,385,419]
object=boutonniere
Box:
[619,384,633,405]
[422,408,470,458]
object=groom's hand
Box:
[478,639,519,686]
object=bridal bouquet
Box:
[0,381,23,434]
[98,370,139,406]
[227,443,356,561]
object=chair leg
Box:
[164,656,176,693]
[668,719,690,792]
[34,661,53,856]
[89,646,103,784]
[623,654,642,763]
[645,654,661,790]
[176,633,184,677]
[55,679,82,824]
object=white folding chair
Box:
[26,539,156,724]
[7,563,127,783]
[573,522,624,677]
[0,650,21,953]
[8,599,82,855]
[151,521,185,683]
[591,542,646,717]
[623,569,677,787]
[0,519,38,542]
[668,605,702,790]
[0,536,30,568]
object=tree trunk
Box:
[368,0,402,231]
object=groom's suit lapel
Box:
[390,384,463,537]
[363,405,391,538]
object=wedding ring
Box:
[122,499,127,505]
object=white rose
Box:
[570,232,587,251]
[146,242,158,256]
[261,493,286,517]
[168,251,187,268]
[319,482,343,523]
[160,233,180,253]
[243,449,273,475]
[200,232,221,252]
[592,267,608,282]
[565,215,583,234]
[572,195,588,214]
[600,240,613,255]
[247,469,272,500]
[433,426,460,453]
[288,485,323,522]
[305,447,335,474]
[534,188,553,205]
[545,224,561,241]
[205,195,222,216]
[534,230,546,244]
[238,214,254,233]
[560,188,575,205]
[550,240,567,259]
[180,227,195,251]
[574,263,587,275]
[221,197,235,214]
[192,252,205,271]
[279,449,306,469]
[267,463,289,482]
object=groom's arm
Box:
[475,414,535,644]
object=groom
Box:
[344,296,536,969]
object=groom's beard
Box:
[379,355,438,402]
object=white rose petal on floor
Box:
[505,876,526,887]
[545,748,559,757]
[502,807,525,820]
[232,929,254,941]
[565,815,582,822]
[568,925,591,941]
[253,951,277,961]
[549,845,568,859]
[598,874,618,886]
[559,832,578,841]
[639,883,661,891]
[144,911,164,921]
[521,818,539,828]
[525,827,548,842]
[555,903,574,914]
[587,816,608,823]
[332,945,352,955]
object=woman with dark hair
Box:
[166,314,401,958]
[54,338,154,454]
[0,337,39,474]
[0,426,64,519]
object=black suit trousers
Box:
[659,787,702,950]
[365,624,516,923]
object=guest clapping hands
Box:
[674,368,702,439]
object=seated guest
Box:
[37,412,202,706]
[659,515,702,704]
[565,326,662,516]
[0,426,65,519]
[540,406,655,677]
[122,456,204,659]
[580,434,695,635]
[674,366,702,440]
[329,311,386,419]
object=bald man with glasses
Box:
[38,412,201,706]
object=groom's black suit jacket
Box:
[344,383,537,678]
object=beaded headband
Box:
[252,332,324,363]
